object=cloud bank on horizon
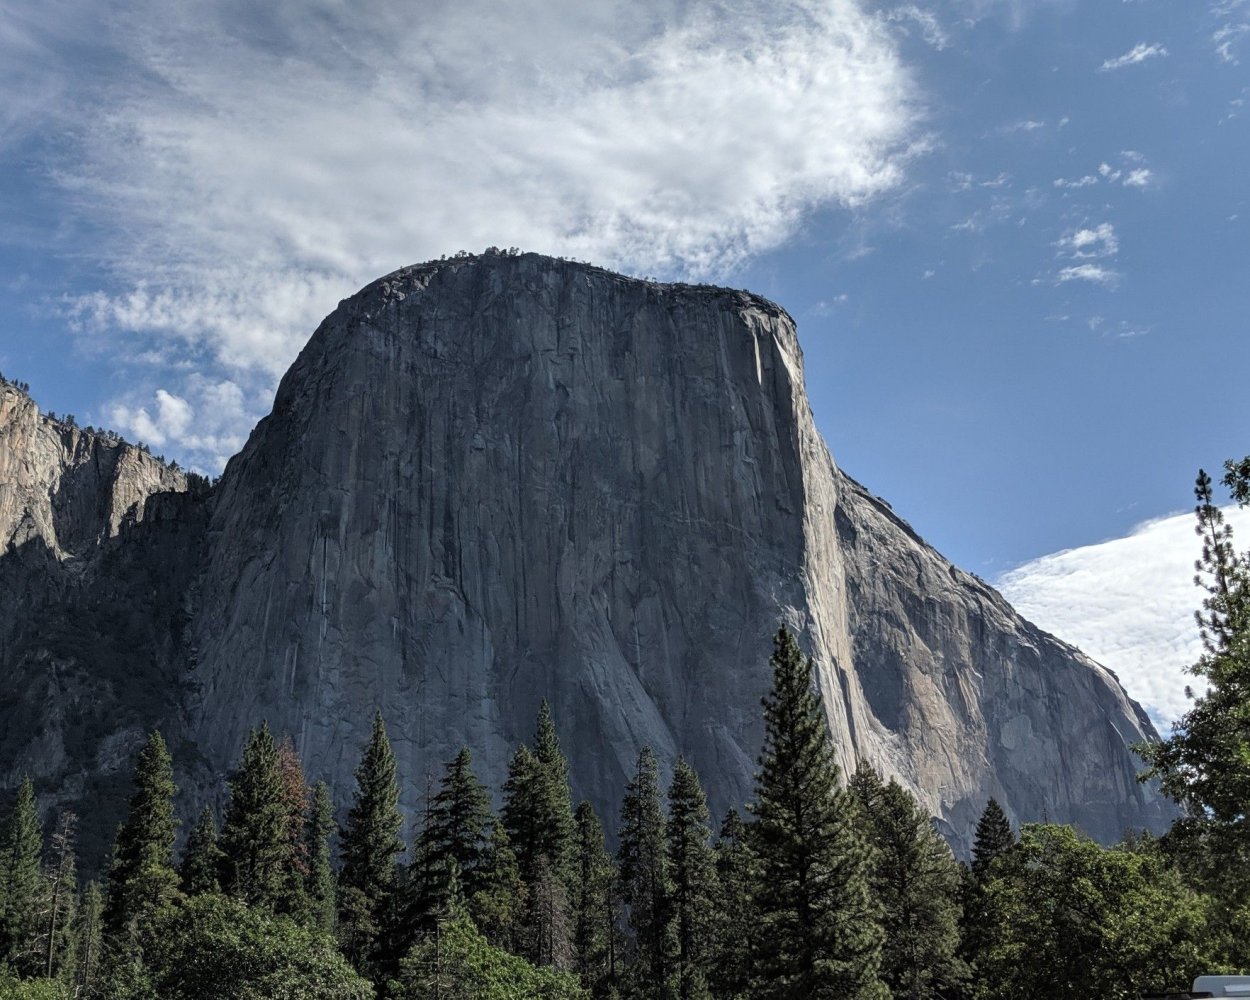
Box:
[997,504,1250,731]
[1,0,919,467]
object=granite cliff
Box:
[0,253,1171,857]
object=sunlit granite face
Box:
[0,254,1172,864]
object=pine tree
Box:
[180,807,224,895]
[0,776,46,976]
[962,797,1017,995]
[970,798,1014,879]
[532,702,576,880]
[41,810,77,980]
[74,881,105,999]
[1138,464,1250,914]
[104,731,181,943]
[847,759,885,817]
[572,801,619,996]
[860,777,966,999]
[709,809,757,1000]
[219,723,290,909]
[276,737,312,916]
[419,747,494,908]
[529,853,574,971]
[666,761,715,1000]
[501,733,577,968]
[471,822,526,954]
[306,781,337,933]
[502,745,544,878]
[750,625,887,1000]
[503,705,576,888]
[618,746,674,999]
[338,711,405,971]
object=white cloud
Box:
[1122,167,1155,188]
[108,389,190,448]
[3,0,919,470]
[106,377,255,470]
[1053,175,1098,189]
[1057,222,1119,259]
[1057,263,1119,286]
[998,506,1250,727]
[1100,42,1169,71]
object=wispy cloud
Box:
[884,5,950,49]
[1001,119,1047,133]
[1212,1,1250,62]
[998,506,1250,727]
[1052,223,1120,285]
[1057,263,1119,286]
[2,0,919,470]
[1100,42,1169,71]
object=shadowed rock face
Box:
[0,254,1171,858]
[0,382,201,864]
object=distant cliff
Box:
[0,255,1171,860]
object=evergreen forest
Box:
[2,462,1249,1000]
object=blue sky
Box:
[1,0,1247,724]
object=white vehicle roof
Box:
[1194,976,1250,997]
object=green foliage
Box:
[417,748,494,913]
[526,853,574,971]
[502,713,577,969]
[104,732,181,946]
[337,712,403,971]
[0,970,71,999]
[617,747,674,999]
[110,893,371,1000]
[1137,463,1250,961]
[219,724,290,910]
[392,910,587,1000]
[469,822,525,954]
[39,812,77,981]
[750,626,887,1000]
[305,782,337,934]
[571,802,619,997]
[858,774,966,999]
[73,882,104,1000]
[0,777,46,977]
[970,798,1014,879]
[961,797,1017,995]
[665,761,714,1000]
[503,704,576,889]
[532,703,576,879]
[974,824,1215,1000]
[275,738,312,918]
[180,807,223,896]
[708,809,757,1000]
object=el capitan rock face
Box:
[0,254,1170,856]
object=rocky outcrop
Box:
[0,382,186,559]
[0,380,200,864]
[0,255,1171,861]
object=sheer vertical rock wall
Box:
[0,256,1171,858]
